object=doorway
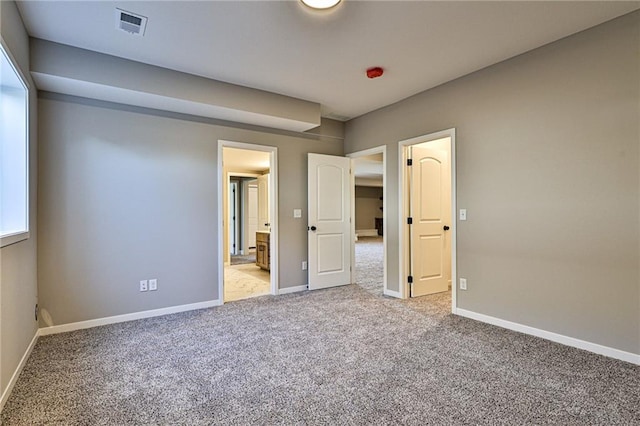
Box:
[399,129,457,313]
[218,141,278,303]
[348,147,388,296]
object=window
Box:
[1,42,29,247]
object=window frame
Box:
[1,38,30,248]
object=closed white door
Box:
[410,145,451,297]
[308,153,352,290]
[257,174,270,231]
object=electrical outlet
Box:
[302,261,307,270]
[459,278,467,290]
[149,279,158,291]
[140,280,148,292]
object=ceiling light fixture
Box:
[301,0,341,10]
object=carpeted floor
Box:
[354,236,385,296]
[2,238,639,424]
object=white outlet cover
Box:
[149,279,158,291]
[294,209,302,218]
[140,280,148,292]
[459,278,467,290]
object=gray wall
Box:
[0,0,38,398]
[355,186,382,230]
[345,12,639,354]
[37,95,342,326]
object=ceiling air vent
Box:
[115,8,147,36]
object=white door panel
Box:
[410,146,450,297]
[257,174,270,232]
[308,153,351,290]
[247,184,258,248]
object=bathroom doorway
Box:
[218,141,278,303]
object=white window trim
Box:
[0,38,30,248]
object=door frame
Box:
[217,140,278,303]
[225,172,260,263]
[398,128,457,313]
[346,146,388,295]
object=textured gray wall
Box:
[0,0,39,396]
[355,186,382,230]
[37,95,342,326]
[345,12,640,354]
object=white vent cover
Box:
[115,8,147,36]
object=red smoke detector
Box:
[366,67,384,79]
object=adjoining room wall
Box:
[37,94,342,326]
[355,186,382,231]
[0,0,38,403]
[345,12,640,355]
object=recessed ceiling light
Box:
[301,0,341,10]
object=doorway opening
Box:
[218,141,278,303]
[348,146,388,296]
[399,129,457,313]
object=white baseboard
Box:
[383,288,402,298]
[39,299,222,336]
[278,285,307,295]
[1,331,39,412]
[456,308,640,365]
[356,229,378,237]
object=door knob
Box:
[443,225,450,231]
[309,226,317,231]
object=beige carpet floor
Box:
[2,237,637,424]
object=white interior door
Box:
[247,182,258,249]
[410,145,451,297]
[308,153,352,290]
[257,174,270,231]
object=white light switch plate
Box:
[294,209,302,218]
[459,209,467,221]
[149,279,158,291]
[459,278,467,290]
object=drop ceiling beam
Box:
[30,38,321,132]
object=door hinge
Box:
[407,217,413,225]
[407,158,413,166]
[408,275,413,284]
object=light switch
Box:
[294,209,302,218]
[459,209,467,221]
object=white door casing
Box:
[409,144,451,297]
[308,153,352,290]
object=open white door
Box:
[257,174,270,231]
[308,153,352,290]
[409,145,451,297]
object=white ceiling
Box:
[353,153,382,177]
[223,147,270,173]
[17,1,640,121]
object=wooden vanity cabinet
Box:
[256,232,270,271]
